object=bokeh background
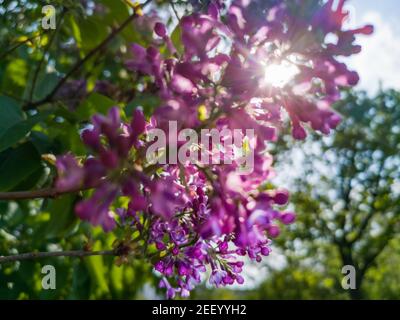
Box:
[0,0,399,299]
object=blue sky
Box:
[353,0,399,22]
[346,0,400,94]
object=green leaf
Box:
[94,0,142,44]
[67,14,82,46]
[2,59,28,88]
[34,73,60,101]
[84,241,110,297]
[99,0,129,24]
[110,264,124,296]
[0,142,41,192]
[0,113,47,153]
[171,25,184,55]
[0,96,23,137]
[76,92,117,121]
[78,17,108,52]
[125,94,160,117]
[69,261,91,299]
[13,166,44,191]
[30,131,54,154]
[42,195,77,239]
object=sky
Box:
[346,0,400,94]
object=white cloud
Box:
[347,11,400,94]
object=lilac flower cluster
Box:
[56,0,372,298]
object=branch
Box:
[0,185,91,201]
[23,0,152,111]
[349,159,386,244]
[170,1,181,22]
[359,236,391,278]
[0,250,116,264]
[0,32,47,61]
[349,211,374,245]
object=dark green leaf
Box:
[125,94,160,117]
[42,195,77,239]
[0,113,47,153]
[0,142,41,191]
[171,25,184,55]
[76,92,117,121]
[0,96,23,137]
[34,73,60,101]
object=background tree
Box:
[266,90,400,299]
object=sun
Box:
[262,61,299,88]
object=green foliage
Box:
[0,0,168,299]
[125,93,161,117]
[0,112,49,153]
[0,96,24,138]
[0,142,42,191]
[171,25,184,55]
[76,92,118,121]
[40,195,78,239]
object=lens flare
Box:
[262,61,299,88]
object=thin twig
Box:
[170,1,181,22]
[0,185,92,201]
[0,92,29,103]
[0,32,46,61]
[0,250,116,264]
